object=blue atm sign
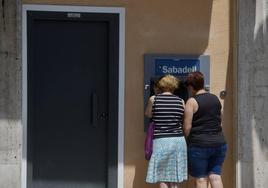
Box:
[155,58,200,77]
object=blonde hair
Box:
[157,75,179,93]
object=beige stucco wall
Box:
[23,1,235,188]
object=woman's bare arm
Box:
[145,96,155,118]
[183,98,196,137]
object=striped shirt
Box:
[152,94,184,138]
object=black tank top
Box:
[188,93,226,147]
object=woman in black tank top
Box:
[184,71,227,188]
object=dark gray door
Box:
[27,11,118,188]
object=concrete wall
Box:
[1,0,234,187]
[0,0,21,188]
[237,0,268,187]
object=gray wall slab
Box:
[0,164,21,188]
[237,0,268,187]
[0,0,21,188]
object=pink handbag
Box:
[144,121,155,160]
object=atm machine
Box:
[144,54,210,129]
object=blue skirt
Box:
[146,137,188,183]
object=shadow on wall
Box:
[220,1,236,187]
[126,1,213,188]
[238,0,268,187]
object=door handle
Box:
[91,93,98,128]
[100,112,108,120]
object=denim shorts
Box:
[188,144,227,178]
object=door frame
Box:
[22,4,125,188]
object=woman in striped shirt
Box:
[145,75,188,188]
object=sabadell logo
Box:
[161,65,197,74]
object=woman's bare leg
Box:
[195,177,208,188]
[209,174,223,188]
[160,182,169,188]
[170,182,179,188]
